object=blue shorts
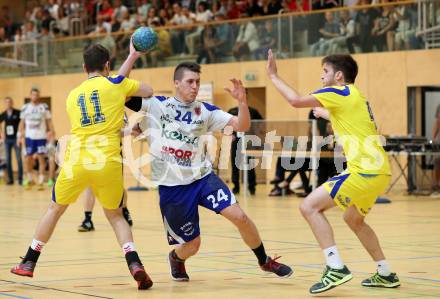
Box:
[25,138,47,156]
[159,172,237,245]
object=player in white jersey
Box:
[131,62,293,281]
[17,88,55,189]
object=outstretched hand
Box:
[312,107,330,120]
[266,49,278,79]
[224,79,247,104]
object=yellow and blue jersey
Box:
[64,75,139,165]
[312,84,391,175]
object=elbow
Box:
[288,97,301,108]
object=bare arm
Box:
[266,49,322,108]
[118,36,142,78]
[224,79,250,132]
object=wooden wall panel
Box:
[1,49,440,139]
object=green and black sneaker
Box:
[361,272,401,288]
[309,265,353,294]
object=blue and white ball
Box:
[132,27,158,52]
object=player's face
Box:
[30,91,39,103]
[175,70,200,103]
[321,63,337,87]
[4,98,12,109]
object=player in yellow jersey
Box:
[266,50,400,294]
[11,41,155,290]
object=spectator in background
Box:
[371,5,396,51]
[146,7,159,26]
[137,0,152,19]
[264,0,283,15]
[254,20,276,60]
[325,9,355,54]
[112,0,128,32]
[196,23,216,63]
[310,11,339,56]
[346,0,379,53]
[227,0,241,19]
[56,8,70,36]
[147,20,171,67]
[185,1,213,55]
[0,97,23,185]
[41,9,55,32]
[158,8,171,25]
[23,21,39,40]
[394,4,417,50]
[97,0,114,24]
[209,11,234,62]
[232,18,259,61]
[246,0,264,16]
[169,3,192,55]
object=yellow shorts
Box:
[323,171,391,216]
[53,162,124,210]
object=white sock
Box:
[27,173,33,182]
[38,174,44,185]
[31,239,46,252]
[376,260,391,276]
[122,242,136,254]
[323,246,344,269]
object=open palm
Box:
[224,79,246,104]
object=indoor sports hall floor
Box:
[0,184,439,299]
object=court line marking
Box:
[0,293,32,299]
[0,280,113,299]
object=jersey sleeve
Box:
[107,75,140,98]
[204,102,233,132]
[311,85,350,111]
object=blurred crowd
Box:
[0,0,438,67]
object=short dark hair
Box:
[83,44,110,73]
[31,87,39,93]
[174,62,201,81]
[322,54,358,84]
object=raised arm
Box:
[266,49,321,108]
[225,79,250,132]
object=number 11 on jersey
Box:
[77,90,106,127]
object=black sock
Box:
[252,243,268,265]
[171,249,185,262]
[85,211,92,222]
[125,251,142,266]
[122,207,128,213]
[24,247,41,263]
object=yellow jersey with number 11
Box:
[64,75,139,165]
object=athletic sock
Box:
[376,260,391,276]
[252,243,268,266]
[84,211,92,222]
[122,242,136,254]
[27,173,33,182]
[323,246,344,269]
[24,239,45,263]
[171,249,185,262]
[125,251,142,267]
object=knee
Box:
[185,237,201,256]
[343,212,364,232]
[231,211,250,228]
[299,201,314,219]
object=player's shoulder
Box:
[199,101,221,112]
[105,75,125,84]
[20,103,30,111]
[146,95,170,104]
[312,85,351,97]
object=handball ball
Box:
[132,27,158,52]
